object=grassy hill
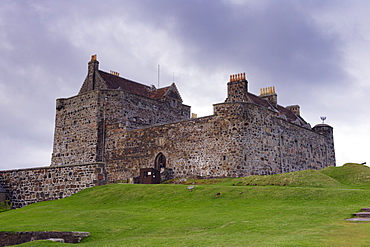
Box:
[321,163,370,188]
[1,163,370,246]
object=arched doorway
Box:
[154,153,166,170]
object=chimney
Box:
[78,54,100,94]
[88,54,99,90]
[259,86,277,107]
[286,105,300,116]
[110,70,120,77]
[89,54,99,72]
[225,73,250,103]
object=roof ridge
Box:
[98,70,176,100]
[98,70,151,89]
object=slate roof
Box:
[247,92,308,126]
[97,70,183,103]
[247,92,273,109]
[92,61,305,126]
[99,70,153,98]
[149,86,171,100]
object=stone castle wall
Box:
[52,91,101,166]
[104,102,335,182]
[0,101,334,209]
[0,163,106,208]
[51,89,190,166]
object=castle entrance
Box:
[154,153,166,170]
[138,153,166,184]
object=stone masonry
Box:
[0,163,106,208]
[0,55,335,208]
[104,100,334,182]
[51,56,190,166]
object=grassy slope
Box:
[321,163,370,188]
[1,163,370,246]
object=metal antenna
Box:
[320,116,326,124]
[173,72,175,83]
[157,65,160,88]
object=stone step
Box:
[345,207,370,221]
[361,207,370,212]
[346,217,370,222]
[353,212,370,218]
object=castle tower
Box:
[51,55,190,166]
[51,55,114,166]
[313,123,333,139]
[312,123,336,166]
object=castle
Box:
[0,55,335,207]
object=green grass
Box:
[321,163,370,188]
[231,169,345,188]
[1,163,370,246]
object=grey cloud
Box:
[0,0,368,169]
[120,0,348,86]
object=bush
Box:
[0,200,12,212]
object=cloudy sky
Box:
[0,0,369,170]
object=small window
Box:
[171,100,176,107]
